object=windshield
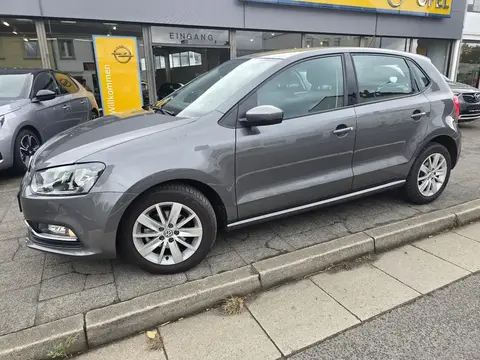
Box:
[162,58,280,117]
[0,73,33,100]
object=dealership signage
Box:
[151,26,229,45]
[241,0,452,17]
[92,36,143,115]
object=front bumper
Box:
[20,184,132,259]
[0,131,14,170]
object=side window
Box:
[32,72,60,96]
[254,56,344,119]
[407,59,430,91]
[353,55,415,103]
[54,72,79,94]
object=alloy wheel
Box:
[132,202,203,265]
[417,153,447,197]
[19,134,40,167]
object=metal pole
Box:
[449,39,461,81]
[142,25,157,103]
[35,19,51,69]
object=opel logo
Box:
[112,45,134,64]
[387,0,404,7]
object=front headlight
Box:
[31,163,105,195]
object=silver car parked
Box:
[19,48,461,274]
[0,68,99,172]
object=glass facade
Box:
[457,41,480,88]
[0,16,457,109]
[44,20,146,109]
[236,31,302,56]
[0,18,42,68]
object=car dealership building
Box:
[1,0,468,110]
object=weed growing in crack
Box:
[222,296,245,315]
[325,253,378,273]
[145,330,163,350]
[47,334,78,359]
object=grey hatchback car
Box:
[0,68,99,172]
[19,48,461,274]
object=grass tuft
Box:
[222,296,245,315]
[47,334,78,359]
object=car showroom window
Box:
[33,72,60,95]
[353,55,414,103]
[406,59,430,91]
[255,56,344,119]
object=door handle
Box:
[62,104,70,109]
[80,100,86,104]
[411,111,426,119]
[333,126,354,135]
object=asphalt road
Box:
[288,272,480,360]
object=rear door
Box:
[350,53,430,190]
[31,71,66,140]
[235,55,357,220]
[54,72,89,126]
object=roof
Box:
[244,47,429,62]
[0,68,45,75]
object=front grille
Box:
[462,92,480,103]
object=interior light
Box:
[23,37,28,42]
[271,32,275,36]
[113,26,117,30]
[250,38,253,42]
[12,30,17,34]
[3,21,10,27]
[60,20,77,24]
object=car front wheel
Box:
[120,184,217,274]
[13,129,41,173]
[403,142,451,204]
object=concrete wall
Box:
[1,0,467,40]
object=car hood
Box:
[447,81,479,94]
[0,99,30,115]
[32,110,196,170]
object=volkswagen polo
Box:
[19,48,461,274]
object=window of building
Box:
[58,40,75,59]
[253,56,344,119]
[353,55,414,103]
[380,37,407,51]
[457,41,480,88]
[304,34,360,48]
[407,59,430,91]
[0,18,41,67]
[410,38,451,75]
[24,39,40,58]
[33,72,60,95]
[236,31,302,56]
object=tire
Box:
[403,143,451,205]
[13,129,41,173]
[119,184,217,274]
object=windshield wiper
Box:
[143,103,175,116]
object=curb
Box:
[2,199,480,359]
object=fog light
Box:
[47,225,76,238]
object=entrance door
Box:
[153,46,230,101]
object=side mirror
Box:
[243,105,284,127]
[32,89,56,103]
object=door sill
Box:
[227,180,406,229]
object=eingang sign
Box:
[241,0,452,18]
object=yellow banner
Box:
[243,0,452,17]
[93,36,143,116]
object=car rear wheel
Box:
[13,129,41,173]
[403,143,451,204]
[119,184,217,274]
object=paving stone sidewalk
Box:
[73,222,480,360]
[1,123,480,339]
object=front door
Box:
[54,72,89,126]
[350,54,430,190]
[235,55,357,220]
[31,71,67,141]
